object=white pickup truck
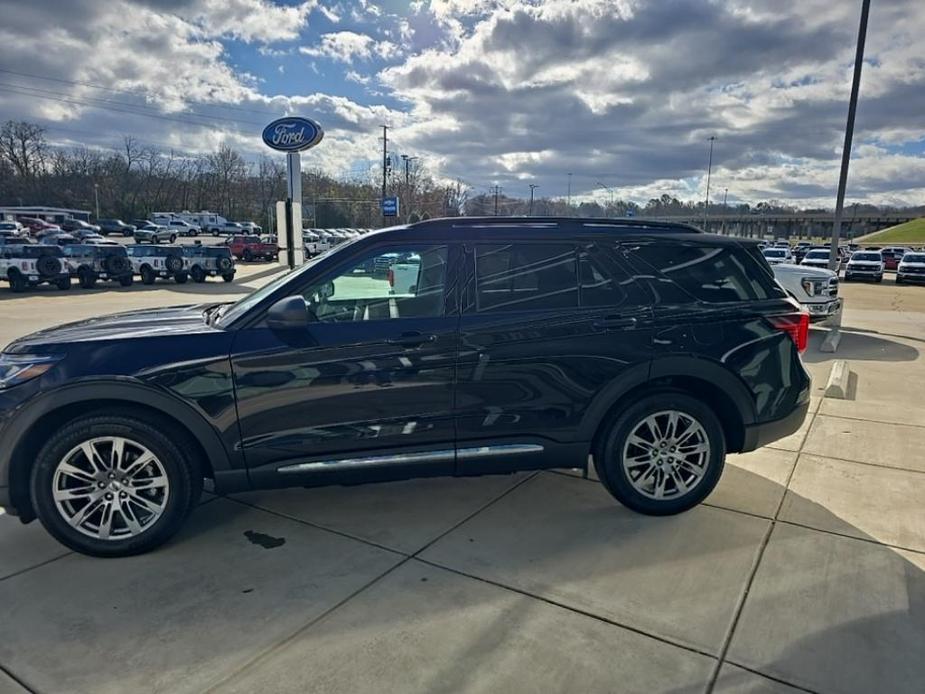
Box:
[772,263,841,323]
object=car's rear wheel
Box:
[190,266,207,283]
[243,249,253,262]
[8,270,28,293]
[30,413,202,557]
[594,392,725,515]
[169,234,177,244]
[222,273,234,282]
[78,267,97,289]
[174,272,188,284]
[140,266,156,285]
[119,275,133,287]
[56,277,71,290]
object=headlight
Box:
[0,354,61,389]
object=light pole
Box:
[566,173,572,215]
[704,135,716,230]
[93,183,100,220]
[721,187,728,234]
[596,181,614,217]
[829,0,871,269]
[528,184,539,215]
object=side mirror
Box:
[267,296,312,330]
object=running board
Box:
[277,444,544,474]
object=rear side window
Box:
[475,243,577,312]
[627,243,782,304]
[579,244,649,308]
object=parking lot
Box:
[1,269,924,693]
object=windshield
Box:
[764,249,787,257]
[852,253,881,261]
[805,250,829,259]
[902,254,925,263]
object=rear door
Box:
[453,239,654,473]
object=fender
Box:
[0,378,241,488]
[649,356,757,425]
[577,355,757,442]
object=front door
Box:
[231,243,459,487]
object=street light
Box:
[829,0,871,270]
[596,181,614,217]
[704,136,716,230]
[566,173,572,216]
[528,184,539,215]
[93,183,100,220]
[721,187,728,235]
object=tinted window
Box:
[302,245,447,322]
[579,245,648,308]
[628,243,778,304]
[852,253,881,261]
[475,243,577,312]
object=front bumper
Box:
[898,271,925,282]
[742,399,810,452]
[804,297,842,323]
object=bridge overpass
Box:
[649,212,917,239]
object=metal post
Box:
[285,151,301,270]
[704,136,716,229]
[529,184,538,215]
[566,173,572,215]
[94,183,100,220]
[381,125,388,226]
[721,187,728,234]
[829,0,871,269]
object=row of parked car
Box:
[760,242,925,284]
[0,242,236,292]
[303,228,371,257]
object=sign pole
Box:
[286,152,301,270]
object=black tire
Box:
[8,270,28,293]
[123,229,133,237]
[141,266,156,285]
[191,266,206,283]
[174,272,188,284]
[222,273,235,283]
[78,268,97,289]
[894,276,900,284]
[593,392,726,516]
[119,275,133,287]
[56,277,71,290]
[151,235,159,244]
[169,234,177,244]
[243,249,253,262]
[29,412,202,557]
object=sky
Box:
[0,0,924,208]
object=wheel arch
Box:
[3,382,235,522]
[581,357,756,460]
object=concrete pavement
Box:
[1,275,924,693]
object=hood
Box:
[773,263,836,278]
[4,303,223,353]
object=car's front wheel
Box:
[594,392,725,515]
[30,413,202,557]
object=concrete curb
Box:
[824,359,851,399]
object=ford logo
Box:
[262,117,324,152]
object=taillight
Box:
[770,313,810,353]
[387,268,394,287]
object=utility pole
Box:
[596,181,614,217]
[93,183,100,220]
[721,187,728,235]
[492,185,501,215]
[566,173,572,216]
[704,135,716,230]
[380,125,388,225]
[829,0,871,269]
[529,184,539,215]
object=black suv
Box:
[0,218,810,556]
[61,244,134,288]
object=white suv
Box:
[762,247,793,265]
[126,245,190,284]
[772,263,841,323]
[844,250,884,283]
[0,244,71,292]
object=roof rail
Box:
[408,216,703,233]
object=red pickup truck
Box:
[226,235,278,262]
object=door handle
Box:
[593,316,637,330]
[387,332,436,347]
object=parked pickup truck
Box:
[772,263,841,323]
[227,235,278,262]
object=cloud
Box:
[300,30,399,63]
[191,0,318,43]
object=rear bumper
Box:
[742,399,810,452]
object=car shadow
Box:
[803,327,920,363]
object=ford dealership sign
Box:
[262,117,324,152]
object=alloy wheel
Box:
[52,436,170,540]
[621,410,710,500]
